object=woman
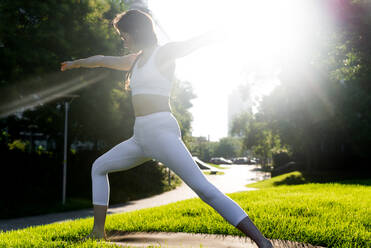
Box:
[61,10,273,248]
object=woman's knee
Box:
[91,157,107,178]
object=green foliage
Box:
[232,1,371,171]
[0,129,10,143]
[272,151,291,168]
[188,136,244,162]
[0,151,180,219]
[0,1,196,223]
[0,0,129,150]
[188,136,217,162]
[213,137,243,158]
[108,162,182,204]
[170,79,197,145]
[35,144,53,156]
[0,0,196,150]
[0,0,125,82]
[231,112,287,166]
[8,139,27,151]
[70,72,135,149]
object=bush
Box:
[1,149,61,218]
[271,161,302,177]
[67,151,175,203]
[272,151,291,169]
[1,148,178,219]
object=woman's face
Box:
[120,32,136,51]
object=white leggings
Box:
[91,111,248,227]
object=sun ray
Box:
[0,70,110,118]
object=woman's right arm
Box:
[60,53,138,72]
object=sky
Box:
[147,0,323,141]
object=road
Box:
[0,164,270,232]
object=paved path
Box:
[0,165,269,232]
[108,231,326,248]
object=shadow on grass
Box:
[273,171,371,186]
[105,230,131,242]
[334,178,371,186]
[273,174,307,186]
[106,230,164,244]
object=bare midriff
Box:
[132,94,171,117]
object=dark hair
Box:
[112,10,157,91]
[123,52,142,91]
[112,9,157,49]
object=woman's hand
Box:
[60,60,80,71]
[60,54,137,71]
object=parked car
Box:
[233,157,248,164]
[249,159,257,164]
[210,157,232,165]
[224,158,233,164]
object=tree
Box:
[214,137,243,159]
[231,112,287,166]
[258,0,371,171]
[170,79,197,146]
[0,0,197,152]
[0,0,128,150]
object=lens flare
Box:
[0,70,110,118]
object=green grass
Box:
[1,176,370,248]
[206,163,228,169]
[203,171,225,175]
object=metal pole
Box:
[62,101,69,205]
[29,131,33,154]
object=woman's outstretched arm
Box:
[158,29,220,62]
[60,53,138,72]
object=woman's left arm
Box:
[158,29,219,62]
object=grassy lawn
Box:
[1,172,369,248]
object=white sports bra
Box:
[130,46,173,97]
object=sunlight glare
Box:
[149,0,329,140]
